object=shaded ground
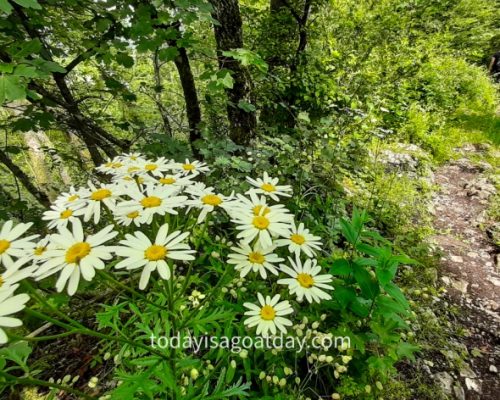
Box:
[429,144,499,399]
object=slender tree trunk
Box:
[0,148,51,207]
[209,0,257,146]
[153,50,173,136]
[172,46,202,155]
[23,132,55,200]
[35,132,73,185]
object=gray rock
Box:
[453,384,465,400]
[465,378,482,393]
[459,364,477,379]
[433,372,453,395]
[489,365,498,373]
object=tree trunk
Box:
[172,46,202,155]
[209,0,257,146]
[35,132,73,186]
[153,50,173,136]
[0,148,51,207]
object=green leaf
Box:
[376,267,396,286]
[13,0,41,10]
[158,47,179,62]
[0,0,13,14]
[0,75,26,104]
[116,52,134,68]
[396,342,420,361]
[330,259,351,276]
[383,282,409,308]
[220,71,234,89]
[0,341,32,367]
[339,218,359,244]
[353,263,380,299]
[237,100,256,112]
[14,64,40,78]
[333,285,356,307]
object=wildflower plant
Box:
[0,154,417,399]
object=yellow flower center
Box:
[144,244,167,261]
[137,177,145,184]
[60,209,73,219]
[297,273,314,288]
[65,242,91,264]
[34,246,46,256]
[141,196,162,208]
[253,205,271,216]
[123,176,134,181]
[126,211,140,219]
[130,155,138,160]
[0,240,10,255]
[260,305,276,321]
[261,183,276,192]
[183,163,195,171]
[128,166,140,173]
[68,194,79,202]
[90,188,112,201]
[0,275,4,288]
[145,163,157,171]
[248,251,265,264]
[290,234,306,245]
[201,194,222,206]
[252,216,270,230]
[105,162,122,169]
[159,177,176,185]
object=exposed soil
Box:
[429,144,500,399]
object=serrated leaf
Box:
[13,0,41,10]
[0,75,26,104]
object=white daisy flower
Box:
[153,173,195,189]
[232,209,291,249]
[139,157,172,176]
[0,221,38,269]
[31,236,51,265]
[80,181,124,224]
[275,221,322,257]
[186,185,236,223]
[0,258,36,293]
[116,152,146,164]
[278,256,333,303]
[95,158,125,175]
[114,223,195,289]
[246,171,292,201]
[0,284,30,344]
[35,220,117,295]
[115,209,143,227]
[42,202,85,230]
[229,192,293,220]
[115,184,187,225]
[174,159,209,175]
[227,242,283,279]
[53,186,84,208]
[243,293,293,337]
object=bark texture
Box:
[209,0,257,146]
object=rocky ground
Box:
[428,144,499,399]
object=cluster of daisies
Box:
[0,153,333,343]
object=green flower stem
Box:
[0,371,96,400]
[23,308,170,361]
[97,270,166,310]
[179,215,210,297]
[20,281,86,330]
[178,266,230,331]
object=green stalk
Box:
[23,308,170,361]
[21,281,86,330]
[0,371,96,400]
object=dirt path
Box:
[430,144,499,399]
